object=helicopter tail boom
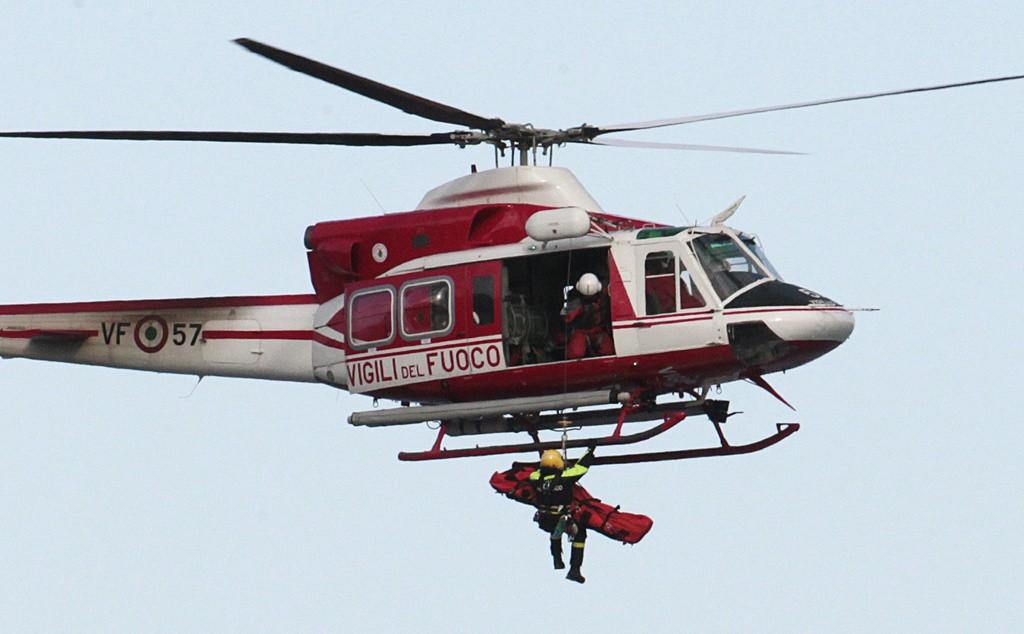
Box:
[0,294,320,383]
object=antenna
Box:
[360,179,386,213]
[673,202,694,227]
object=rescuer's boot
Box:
[565,543,585,584]
[550,538,565,570]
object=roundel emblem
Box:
[134,315,169,353]
[372,242,388,263]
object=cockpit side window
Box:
[693,234,770,300]
[678,257,705,309]
[645,251,677,315]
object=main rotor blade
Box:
[0,130,465,146]
[234,38,505,131]
[587,137,804,155]
[596,73,1024,133]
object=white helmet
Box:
[575,273,602,296]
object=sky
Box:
[1,2,1022,632]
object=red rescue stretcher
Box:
[490,464,654,544]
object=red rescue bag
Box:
[489,464,653,545]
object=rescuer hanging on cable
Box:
[530,446,596,583]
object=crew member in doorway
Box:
[530,447,595,583]
[564,272,613,359]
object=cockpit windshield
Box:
[741,236,782,280]
[692,233,771,300]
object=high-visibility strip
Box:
[561,465,589,478]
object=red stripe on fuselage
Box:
[202,329,346,350]
[723,306,849,316]
[203,329,313,341]
[0,294,318,316]
[0,328,99,339]
[613,314,714,329]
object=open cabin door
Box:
[500,246,614,367]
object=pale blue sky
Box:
[1,2,1022,632]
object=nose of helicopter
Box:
[726,293,855,373]
[762,306,855,344]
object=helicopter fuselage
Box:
[312,220,853,404]
[0,167,854,407]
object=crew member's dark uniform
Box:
[530,448,595,582]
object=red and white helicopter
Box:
[1,40,1020,465]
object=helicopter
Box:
[1,39,1021,465]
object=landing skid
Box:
[590,422,799,465]
[397,399,799,463]
[398,412,685,461]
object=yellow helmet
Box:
[540,449,565,471]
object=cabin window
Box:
[401,278,453,339]
[349,286,395,348]
[678,258,706,309]
[472,275,495,325]
[645,251,677,315]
